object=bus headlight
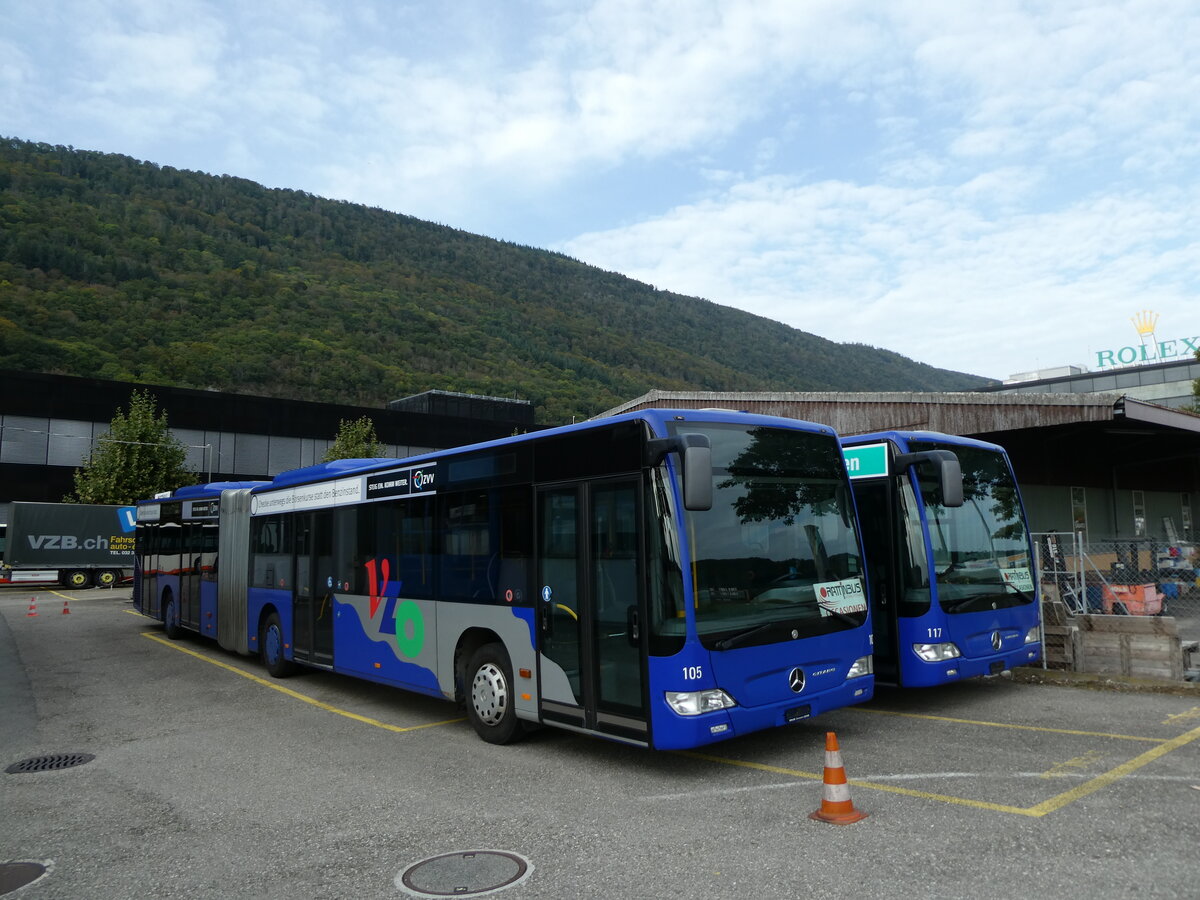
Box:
[665,689,737,716]
[1024,627,1041,644]
[913,642,961,662]
[847,655,873,678]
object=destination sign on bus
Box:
[842,443,889,480]
[815,578,868,615]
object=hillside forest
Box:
[0,138,993,423]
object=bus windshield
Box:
[674,423,867,650]
[912,442,1034,615]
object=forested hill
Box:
[0,138,993,423]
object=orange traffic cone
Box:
[62,600,71,615]
[26,597,38,617]
[809,731,868,825]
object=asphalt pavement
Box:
[2,586,1199,899]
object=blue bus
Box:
[135,409,874,750]
[841,431,1041,687]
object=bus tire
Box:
[466,643,523,745]
[62,569,91,589]
[260,611,296,678]
[96,569,119,588]
[163,591,182,640]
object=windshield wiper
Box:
[941,581,1032,612]
[714,622,781,651]
[714,606,863,650]
[818,607,863,627]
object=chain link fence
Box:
[1034,532,1200,678]
[1035,533,1199,622]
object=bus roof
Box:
[842,430,1007,454]
[133,409,841,503]
[139,481,271,504]
[251,407,839,493]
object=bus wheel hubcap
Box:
[472,663,508,726]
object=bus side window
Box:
[251,515,291,589]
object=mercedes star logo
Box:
[788,667,805,693]
[991,631,1002,651]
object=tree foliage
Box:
[323,416,386,462]
[0,138,995,424]
[68,389,195,504]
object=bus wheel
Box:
[96,569,119,588]
[163,592,181,640]
[63,570,91,589]
[466,643,523,745]
[260,611,296,678]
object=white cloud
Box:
[0,38,32,113]
[5,0,1200,379]
[560,175,1200,378]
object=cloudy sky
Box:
[4,0,1199,381]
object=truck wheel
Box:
[465,643,524,745]
[96,570,119,588]
[63,570,91,589]
[260,611,296,678]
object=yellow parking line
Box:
[679,751,1036,815]
[1025,724,1200,817]
[140,632,464,734]
[1163,706,1200,725]
[853,706,1165,743]
[683,721,1200,818]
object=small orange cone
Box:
[62,600,71,615]
[809,731,868,825]
[26,597,38,617]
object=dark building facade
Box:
[0,371,535,511]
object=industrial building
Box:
[4,367,1199,545]
[981,356,1200,411]
[601,390,1200,544]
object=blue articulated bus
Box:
[841,431,1041,687]
[135,409,874,750]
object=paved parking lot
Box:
[3,586,1199,899]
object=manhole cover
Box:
[0,862,48,895]
[396,850,532,898]
[5,753,95,774]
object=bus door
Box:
[537,479,647,744]
[292,511,334,668]
[851,479,901,682]
[179,521,203,631]
[158,521,182,619]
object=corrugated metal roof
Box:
[597,390,1200,436]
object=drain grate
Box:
[0,862,48,895]
[5,753,95,774]
[396,850,532,898]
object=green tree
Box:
[322,415,385,462]
[68,390,194,504]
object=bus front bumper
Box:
[649,676,875,751]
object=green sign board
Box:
[842,443,889,480]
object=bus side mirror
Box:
[894,450,963,508]
[646,433,713,511]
